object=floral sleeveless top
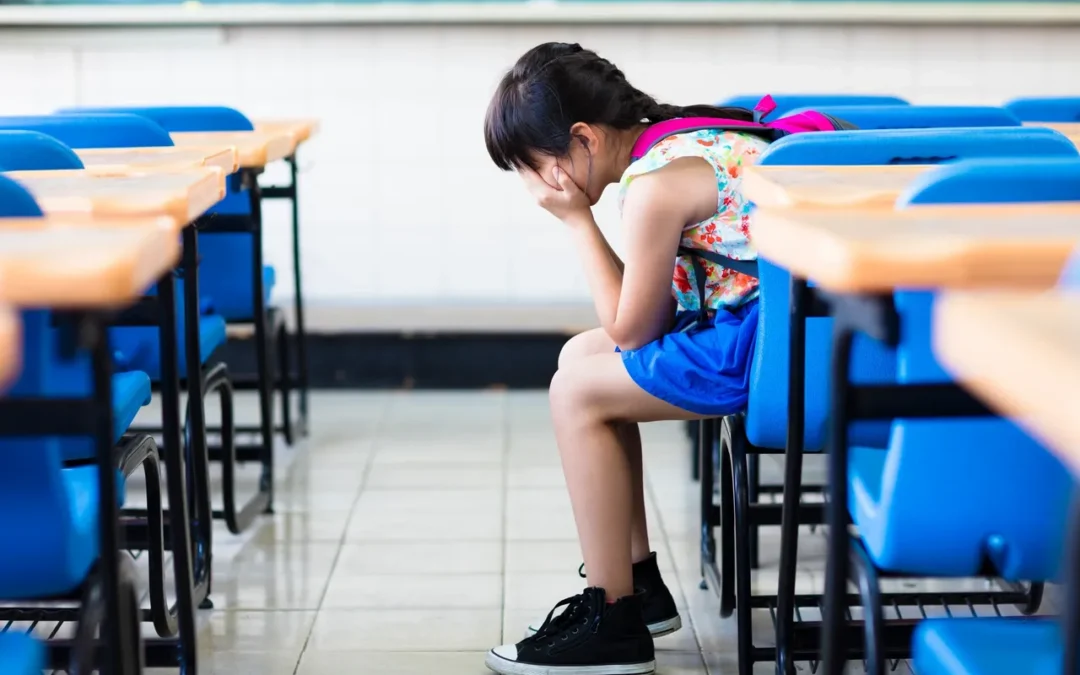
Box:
[618,129,769,313]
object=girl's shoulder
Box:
[620,128,769,192]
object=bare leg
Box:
[550,351,704,599]
[558,330,652,565]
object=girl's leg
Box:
[549,351,704,599]
[558,329,652,564]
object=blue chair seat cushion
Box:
[913,618,1060,675]
[110,314,227,381]
[58,371,152,464]
[0,632,45,675]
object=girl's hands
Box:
[521,166,593,226]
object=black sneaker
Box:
[525,553,681,638]
[486,587,655,675]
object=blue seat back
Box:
[1004,96,1080,122]
[760,127,1079,165]
[57,105,254,132]
[898,157,1080,207]
[0,311,99,597]
[0,114,173,149]
[0,130,84,171]
[0,175,44,217]
[718,94,908,117]
[791,105,1021,130]
[745,259,895,450]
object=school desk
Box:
[254,119,320,149]
[3,168,225,225]
[935,291,1080,473]
[0,224,179,308]
[743,164,931,209]
[76,146,239,175]
[751,204,1080,291]
[169,129,294,169]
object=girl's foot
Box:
[524,553,682,639]
[486,587,655,675]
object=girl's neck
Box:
[607,124,650,185]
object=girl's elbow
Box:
[610,327,658,352]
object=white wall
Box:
[0,22,1078,330]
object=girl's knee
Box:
[558,328,614,370]
[549,366,594,419]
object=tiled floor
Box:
[122,390,1032,674]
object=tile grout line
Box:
[290,394,392,675]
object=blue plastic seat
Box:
[1004,96,1080,122]
[0,114,173,149]
[0,632,45,675]
[58,105,254,132]
[0,175,44,217]
[760,127,1079,165]
[897,157,1080,207]
[788,105,1021,130]
[718,94,908,117]
[912,618,1061,675]
[111,313,227,380]
[0,130,84,171]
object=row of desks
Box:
[745,163,1080,471]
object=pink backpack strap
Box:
[630,116,767,161]
[752,94,778,123]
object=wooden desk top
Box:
[3,169,224,226]
[169,130,294,168]
[0,224,179,308]
[752,204,1080,292]
[935,291,1080,472]
[254,119,320,147]
[76,146,239,175]
[743,164,931,209]
[0,307,19,393]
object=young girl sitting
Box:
[483,42,767,675]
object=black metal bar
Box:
[155,273,200,672]
[260,185,296,200]
[822,322,856,675]
[1063,497,1080,675]
[90,317,139,675]
[248,172,276,514]
[182,225,215,610]
[747,588,1033,610]
[0,399,98,435]
[286,156,310,428]
[191,213,257,233]
[699,418,717,587]
[824,292,900,346]
[776,275,809,675]
[747,502,824,526]
[847,384,996,421]
[748,452,761,569]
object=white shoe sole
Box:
[524,615,682,640]
[484,651,655,675]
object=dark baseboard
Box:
[217,331,570,389]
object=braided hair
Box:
[484,42,753,171]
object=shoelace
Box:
[523,590,601,649]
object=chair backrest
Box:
[0,175,44,218]
[0,114,173,149]
[1004,96,1080,122]
[759,127,1079,165]
[898,157,1080,207]
[57,105,254,132]
[718,94,908,117]
[789,105,1021,130]
[0,130,84,171]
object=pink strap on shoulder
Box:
[630,117,764,161]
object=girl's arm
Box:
[569,157,718,350]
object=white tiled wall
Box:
[0,23,1078,329]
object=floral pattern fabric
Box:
[618,129,769,313]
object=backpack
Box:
[628,94,855,292]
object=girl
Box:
[483,42,766,675]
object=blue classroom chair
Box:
[788,105,1021,130]
[718,94,908,117]
[0,130,84,171]
[761,126,1079,165]
[822,158,1080,675]
[0,633,44,675]
[707,131,1080,675]
[0,174,146,672]
[0,113,173,149]
[1004,96,1080,122]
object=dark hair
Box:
[484,42,754,171]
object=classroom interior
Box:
[0,5,1078,675]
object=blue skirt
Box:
[620,301,759,417]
